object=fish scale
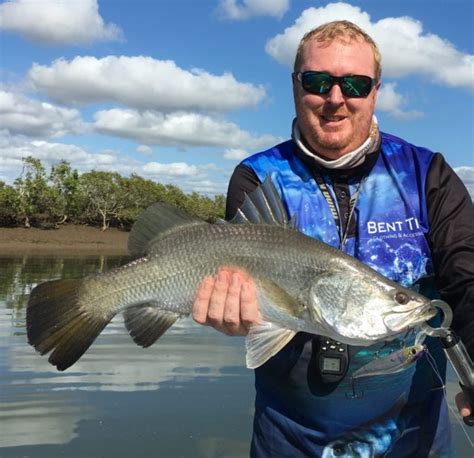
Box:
[97,224,320,316]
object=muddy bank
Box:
[0,225,129,256]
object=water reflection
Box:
[0,255,254,457]
[1,397,95,448]
[0,255,472,457]
[11,315,247,392]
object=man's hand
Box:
[192,267,261,336]
[455,390,473,419]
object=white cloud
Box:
[376,83,423,120]
[29,56,266,112]
[0,90,85,138]
[139,163,227,194]
[217,0,290,20]
[0,134,228,195]
[223,148,249,160]
[0,138,116,170]
[136,145,152,156]
[0,0,123,45]
[454,166,474,201]
[265,2,474,90]
[0,137,113,183]
[184,179,227,195]
[141,162,199,177]
[94,109,280,149]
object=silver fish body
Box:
[83,222,434,338]
[26,179,437,371]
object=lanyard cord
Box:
[313,173,366,249]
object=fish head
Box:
[404,343,426,363]
[381,287,438,333]
[322,440,373,458]
[307,271,437,342]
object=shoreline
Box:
[0,225,129,256]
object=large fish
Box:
[26,178,436,371]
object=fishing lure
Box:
[351,343,426,379]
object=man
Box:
[193,21,474,457]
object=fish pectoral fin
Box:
[257,278,305,316]
[124,304,181,347]
[245,321,296,369]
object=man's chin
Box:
[312,137,352,158]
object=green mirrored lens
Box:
[303,72,333,94]
[341,76,373,97]
[300,72,374,98]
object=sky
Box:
[0,0,473,197]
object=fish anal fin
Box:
[245,321,296,369]
[124,304,180,347]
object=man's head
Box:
[292,20,382,159]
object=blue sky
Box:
[0,0,473,196]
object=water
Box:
[0,256,472,457]
[0,256,253,458]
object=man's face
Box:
[293,37,380,159]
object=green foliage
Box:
[1,158,226,230]
[183,192,225,222]
[117,174,167,225]
[78,171,128,231]
[14,156,49,227]
[49,161,81,222]
[0,181,19,225]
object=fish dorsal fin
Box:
[228,176,297,228]
[245,322,296,369]
[128,203,206,257]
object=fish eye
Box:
[410,348,417,355]
[395,291,410,305]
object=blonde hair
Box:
[293,20,382,81]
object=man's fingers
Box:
[241,279,261,330]
[207,270,230,326]
[455,391,473,417]
[192,268,259,336]
[223,273,247,335]
[192,276,215,325]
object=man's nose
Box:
[326,83,345,105]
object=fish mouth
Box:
[383,302,438,333]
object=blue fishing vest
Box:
[242,132,452,457]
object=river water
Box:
[0,255,472,457]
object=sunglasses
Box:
[296,71,376,98]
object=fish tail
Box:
[27,278,115,371]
